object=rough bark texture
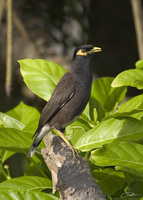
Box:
[42,133,106,200]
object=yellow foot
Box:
[56,130,78,157]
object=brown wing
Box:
[37,72,76,131]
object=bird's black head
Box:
[73,44,101,60]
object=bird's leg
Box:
[56,130,77,157]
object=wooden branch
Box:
[6,0,13,97]
[42,133,106,200]
[130,0,143,59]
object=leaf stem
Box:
[0,162,11,180]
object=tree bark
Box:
[42,133,106,200]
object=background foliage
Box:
[0,59,143,199]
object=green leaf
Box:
[91,77,114,106]
[65,126,86,145]
[104,86,127,112]
[65,117,93,140]
[126,179,143,196]
[25,163,44,177]
[18,59,66,101]
[23,119,39,133]
[74,117,143,151]
[84,98,105,122]
[0,128,44,153]
[93,108,98,121]
[0,176,52,191]
[90,142,143,174]
[118,94,143,112]
[135,59,143,70]
[25,155,51,177]
[0,190,59,200]
[0,112,24,130]
[6,102,40,126]
[104,109,143,121]
[89,77,127,117]
[0,149,15,163]
[116,166,143,179]
[88,77,113,121]
[92,168,125,195]
[111,69,143,89]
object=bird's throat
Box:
[71,57,92,84]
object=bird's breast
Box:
[50,81,91,130]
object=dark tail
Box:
[27,124,52,157]
[27,136,42,157]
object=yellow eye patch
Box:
[76,49,87,56]
[76,47,101,56]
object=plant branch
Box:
[5,0,13,97]
[130,0,143,59]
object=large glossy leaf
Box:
[118,94,143,112]
[74,117,143,151]
[0,128,44,153]
[23,119,39,133]
[90,77,127,115]
[18,59,66,101]
[91,77,114,106]
[103,94,143,121]
[65,116,93,145]
[104,109,143,121]
[92,168,125,195]
[0,176,52,191]
[104,86,127,112]
[135,59,143,70]
[0,190,59,200]
[111,69,143,89]
[0,113,23,161]
[6,102,40,126]
[65,126,86,145]
[87,77,113,121]
[0,112,24,130]
[90,142,143,174]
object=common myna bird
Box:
[28,44,101,157]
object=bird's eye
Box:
[81,49,86,53]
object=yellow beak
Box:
[88,47,102,54]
